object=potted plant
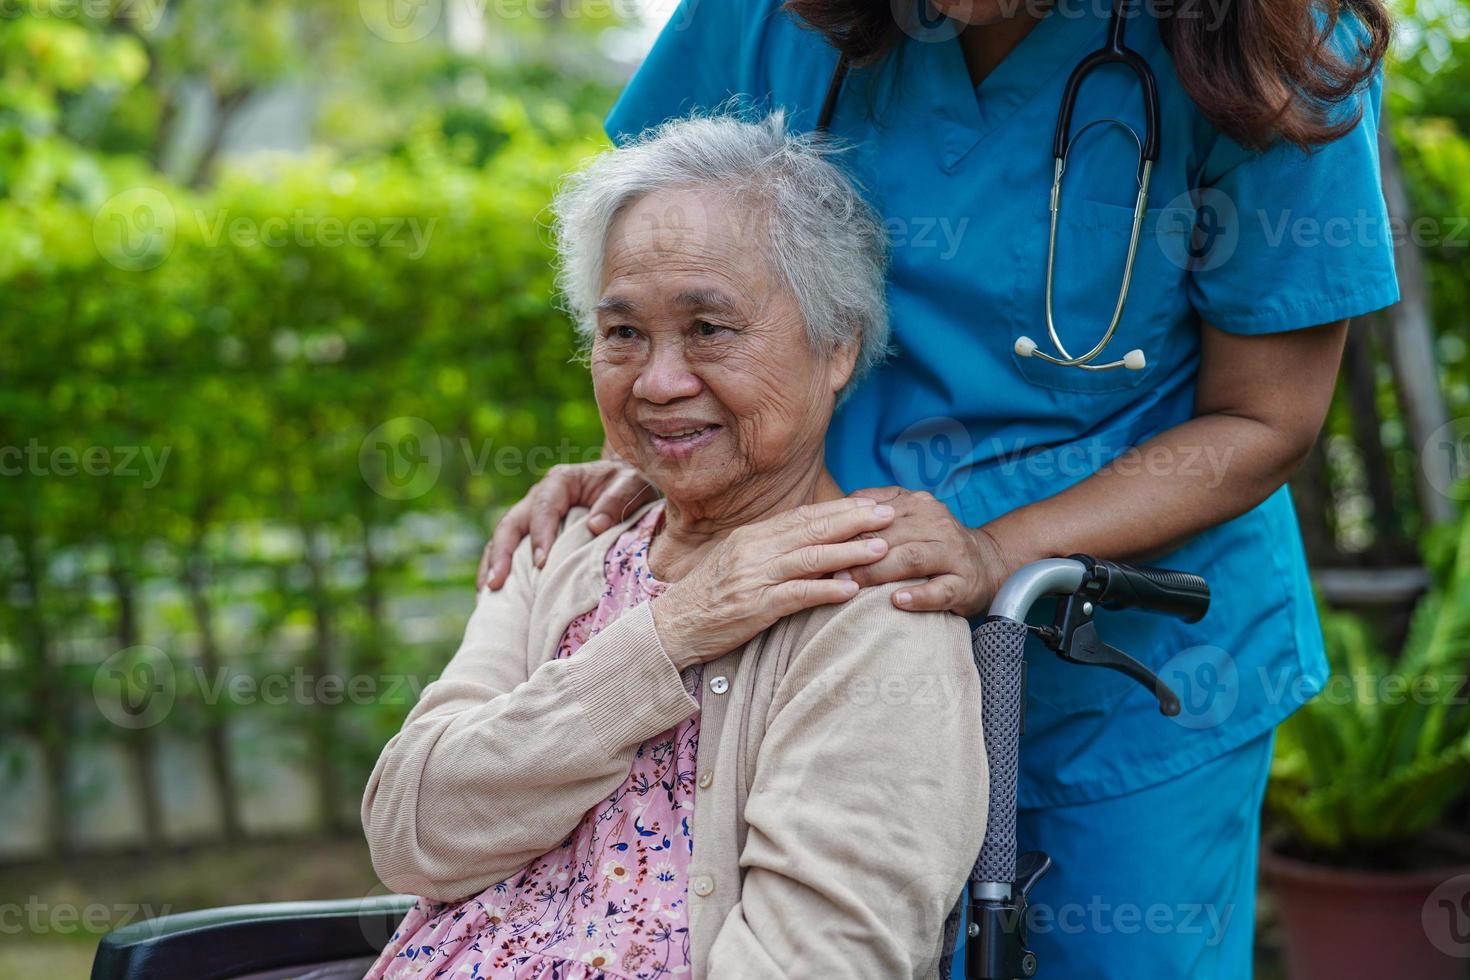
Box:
[1264,514,1470,979]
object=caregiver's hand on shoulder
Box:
[477,459,657,590]
[650,497,896,670]
[844,487,1012,618]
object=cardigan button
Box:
[698,771,713,789]
[692,875,715,897]
[709,675,729,695]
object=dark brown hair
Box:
[782,0,1391,151]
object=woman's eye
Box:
[612,326,639,340]
[694,321,724,338]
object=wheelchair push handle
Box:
[986,554,1209,624]
[1074,556,1209,624]
[1004,554,1209,718]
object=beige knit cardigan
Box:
[362,505,988,978]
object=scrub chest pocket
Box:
[1009,198,1193,395]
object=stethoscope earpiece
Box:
[1015,336,1039,358]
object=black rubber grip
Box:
[1089,558,1210,623]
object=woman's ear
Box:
[828,331,861,396]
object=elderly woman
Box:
[361,113,986,980]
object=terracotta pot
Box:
[1261,842,1470,980]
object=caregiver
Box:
[478,0,1397,975]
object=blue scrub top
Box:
[606,0,1399,807]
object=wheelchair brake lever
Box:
[1034,587,1182,717]
[1057,621,1180,716]
[1013,850,1052,904]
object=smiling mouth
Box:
[642,424,723,458]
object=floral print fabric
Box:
[365,504,702,980]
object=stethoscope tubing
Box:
[814,0,1164,375]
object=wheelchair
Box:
[91,555,1208,980]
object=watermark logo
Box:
[360,417,443,500]
[1423,417,1470,502]
[360,0,442,42]
[93,188,176,271]
[1158,645,1238,730]
[355,885,412,950]
[1156,187,1239,273]
[890,872,959,961]
[891,0,963,43]
[93,645,177,730]
[888,416,973,496]
[1424,874,1470,959]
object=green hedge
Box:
[1,120,607,533]
[0,111,611,846]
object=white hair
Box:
[550,111,890,397]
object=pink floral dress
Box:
[366,503,702,980]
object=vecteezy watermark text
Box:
[93,188,440,271]
[194,210,437,258]
[0,0,168,29]
[992,438,1237,488]
[94,646,439,730]
[360,417,605,500]
[0,441,170,488]
[0,898,173,937]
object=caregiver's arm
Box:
[363,532,698,902]
[706,586,985,978]
[849,318,1350,615]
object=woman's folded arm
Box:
[361,537,699,902]
[707,585,987,978]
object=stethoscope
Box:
[815,0,1162,373]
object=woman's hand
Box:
[650,497,897,669]
[842,487,1016,618]
[477,459,657,590]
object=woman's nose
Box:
[632,346,702,403]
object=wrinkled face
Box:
[590,188,856,513]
